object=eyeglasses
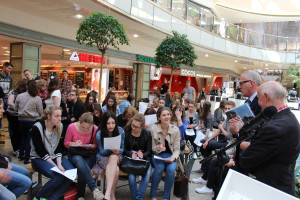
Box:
[239,80,251,85]
[68,94,75,96]
[131,123,141,129]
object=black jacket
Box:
[239,108,300,195]
[249,96,261,116]
[68,99,84,121]
[123,129,152,160]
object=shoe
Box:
[192,177,207,184]
[93,188,105,200]
[192,153,198,159]
[78,198,85,200]
[24,160,31,164]
[195,185,213,194]
[192,169,204,174]
[12,150,19,157]
[18,156,24,161]
[24,182,38,194]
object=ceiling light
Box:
[244,67,247,69]
[265,64,268,66]
[239,20,242,22]
[265,68,268,69]
[4,54,9,56]
[205,54,208,57]
[63,49,70,52]
[74,14,83,19]
[1,47,8,49]
[234,60,238,63]
[5,51,10,53]
[133,34,139,38]
[221,18,225,20]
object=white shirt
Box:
[45,90,61,107]
[248,91,257,103]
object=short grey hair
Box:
[242,70,262,86]
[258,81,286,102]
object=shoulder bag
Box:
[69,126,94,157]
[174,172,189,198]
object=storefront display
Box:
[91,68,109,102]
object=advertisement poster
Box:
[92,68,109,102]
[150,64,162,80]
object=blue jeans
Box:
[1,163,31,198]
[150,153,177,199]
[18,120,35,162]
[0,184,16,200]
[31,157,74,200]
[69,154,97,197]
[128,164,152,200]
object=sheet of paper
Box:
[154,155,172,161]
[51,167,77,181]
[104,134,121,150]
[186,128,195,136]
[145,114,157,130]
[125,156,147,162]
[139,102,148,114]
[194,130,205,146]
[72,144,92,147]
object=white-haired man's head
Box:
[257,81,286,110]
[239,70,262,98]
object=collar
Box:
[157,124,174,135]
[277,105,288,113]
[248,92,257,102]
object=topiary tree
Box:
[155,30,197,92]
[76,12,129,101]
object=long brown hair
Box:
[170,104,186,122]
[201,101,211,124]
[14,79,29,94]
[102,91,115,106]
[106,95,117,115]
[41,105,62,136]
[47,75,59,98]
[124,113,145,131]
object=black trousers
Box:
[6,113,20,151]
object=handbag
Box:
[174,172,189,198]
[120,156,150,176]
[68,126,94,157]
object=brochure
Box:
[51,167,77,181]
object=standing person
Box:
[92,111,125,200]
[30,105,75,200]
[68,90,84,123]
[45,75,61,107]
[7,79,28,157]
[239,81,300,195]
[60,70,73,102]
[23,70,33,80]
[185,100,199,159]
[0,62,13,110]
[118,94,135,115]
[102,95,120,116]
[37,79,48,109]
[183,80,196,102]
[150,107,182,200]
[160,77,169,96]
[84,92,97,112]
[15,80,43,164]
[123,114,152,200]
[64,112,104,200]
[117,106,138,128]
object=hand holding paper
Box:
[104,135,121,150]
[51,167,77,181]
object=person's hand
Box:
[175,109,182,119]
[187,125,191,129]
[137,150,143,159]
[197,126,202,130]
[132,153,137,159]
[74,140,82,146]
[156,144,166,152]
[203,141,209,149]
[57,163,65,172]
[165,157,175,163]
[112,149,120,155]
[229,122,240,134]
[224,159,234,167]
[240,142,250,150]
[71,117,76,122]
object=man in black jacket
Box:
[239,81,300,195]
[68,90,84,122]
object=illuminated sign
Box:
[180,69,212,78]
[70,53,106,64]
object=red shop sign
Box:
[78,53,106,64]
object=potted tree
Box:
[76,12,129,101]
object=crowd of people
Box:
[0,62,299,200]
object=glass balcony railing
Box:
[152,0,300,53]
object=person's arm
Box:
[179,118,187,140]
[142,130,152,159]
[30,126,51,160]
[170,128,181,161]
[96,130,112,156]
[123,133,133,157]
[203,130,220,149]
[52,96,60,107]
[193,91,196,102]
[7,93,15,110]
[151,126,161,154]
[37,98,43,116]
[119,127,125,155]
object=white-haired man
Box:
[239,81,300,195]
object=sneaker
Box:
[192,169,204,174]
[12,150,19,157]
[192,177,207,184]
[93,188,105,200]
[24,182,38,194]
[192,153,198,159]
[195,185,213,194]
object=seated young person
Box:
[30,105,75,200]
[92,111,125,200]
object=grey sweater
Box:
[15,92,43,121]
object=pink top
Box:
[64,123,98,148]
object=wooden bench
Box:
[26,166,43,200]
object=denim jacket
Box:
[96,126,125,160]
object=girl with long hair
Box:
[198,101,213,139]
[31,105,74,200]
[123,114,152,200]
[45,75,61,107]
[84,92,98,112]
[102,95,120,116]
[92,103,103,127]
[92,111,125,200]
[185,100,199,159]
